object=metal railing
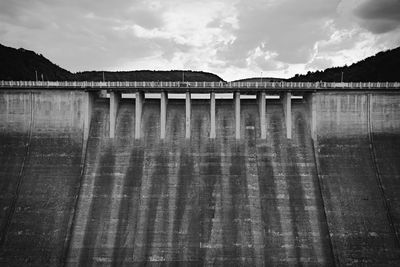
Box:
[1,80,399,90]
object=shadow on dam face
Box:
[0,91,400,266]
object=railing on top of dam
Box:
[1,80,400,91]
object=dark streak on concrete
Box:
[294,108,332,264]
[287,112,312,262]
[80,144,115,265]
[199,142,220,264]
[112,145,144,265]
[256,111,281,265]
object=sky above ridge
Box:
[1,0,400,81]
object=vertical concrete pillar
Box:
[185,91,191,139]
[210,92,216,139]
[110,91,121,138]
[83,92,95,142]
[305,93,317,141]
[310,94,317,141]
[282,92,292,139]
[135,91,144,139]
[160,91,167,139]
[258,91,266,139]
[235,91,241,140]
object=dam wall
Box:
[0,91,86,265]
[64,98,334,266]
[371,95,400,238]
[314,93,400,265]
[0,90,399,265]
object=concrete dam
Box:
[0,81,400,266]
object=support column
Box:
[83,92,95,142]
[258,91,266,139]
[185,91,191,139]
[210,92,216,139]
[135,91,144,139]
[235,91,241,140]
[306,93,317,141]
[282,92,292,139]
[160,91,167,139]
[110,91,121,138]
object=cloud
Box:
[0,0,399,81]
[217,0,341,71]
[0,0,173,71]
[354,0,400,33]
[306,57,334,71]
[355,0,400,21]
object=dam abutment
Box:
[313,92,400,265]
[0,90,87,265]
[0,91,33,249]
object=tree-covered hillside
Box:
[0,44,224,82]
[231,77,286,83]
[290,46,400,82]
[0,44,74,81]
[2,42,399,82]
[75,70,223,82]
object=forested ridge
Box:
[290,46,400,82]
[0,43,223,82]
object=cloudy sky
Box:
[1,0,400,81]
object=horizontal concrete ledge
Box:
[1,81,400,93]
[4,87,400,94]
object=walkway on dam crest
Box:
[1,80,400,93]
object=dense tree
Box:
[75,70,223,82]
[290,47,400,82]
[0,44,224,82]
[0,44,73,81]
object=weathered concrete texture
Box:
[315,93,400,265]
[257,100,333,265]
[0,91,85,266]
[65,98,333,265]
[1,92,400,266]
[370,94,400,241]
[0,92,32,252]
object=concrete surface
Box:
[0,90,399,266]
[0,91,85,266]
[314,93,400,265]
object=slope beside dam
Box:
[0,90,399,266]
